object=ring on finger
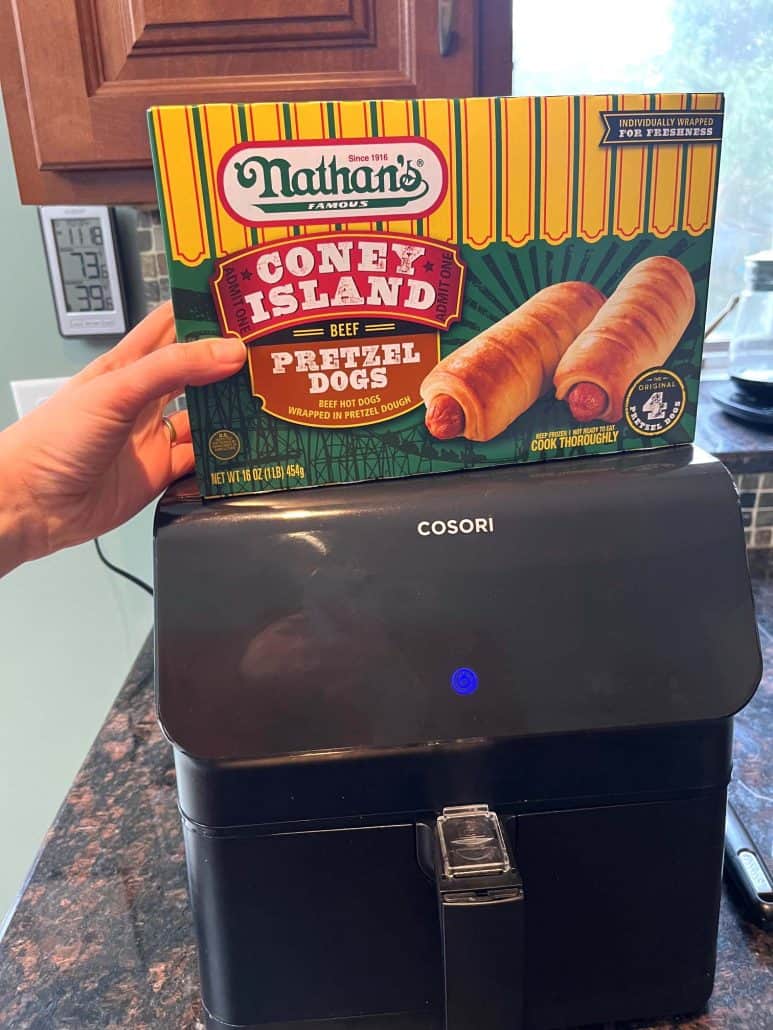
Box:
[162,415,178,444]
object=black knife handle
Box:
[725,801,773,927]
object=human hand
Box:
[0,301,245,575]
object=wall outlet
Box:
[10,377,70,419]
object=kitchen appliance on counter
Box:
[154,446,761,1030]
[714,250,773,425]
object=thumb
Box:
[84,336,247,422]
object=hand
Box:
[0,301,246,575]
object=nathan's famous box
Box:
[148,94,723,498]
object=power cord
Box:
[93,537,153,596]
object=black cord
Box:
[93,537,153,596]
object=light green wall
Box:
[0,95,153,927]
[0,108,109,430]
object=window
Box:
[512,0,772,369]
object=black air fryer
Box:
[154,446,761,1030]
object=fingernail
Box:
[212,338,246,363]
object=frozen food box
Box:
[148,94,724,498]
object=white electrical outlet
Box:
[10,377,71,419]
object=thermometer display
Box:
[52,217,114,313]
[39,205,127,337]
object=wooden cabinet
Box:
[0,0,512,204]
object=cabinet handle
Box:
[438,0,455,56]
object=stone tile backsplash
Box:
[736,472,773,549]
[136,208,170,309]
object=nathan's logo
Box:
[217,138,447,227]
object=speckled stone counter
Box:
[696,383,773,474]
[0,580,771,1030]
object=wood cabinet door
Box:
[0,0,512,204]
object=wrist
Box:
[0,431,49,576]
[0,499,37,577]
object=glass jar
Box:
[729,250,773,400]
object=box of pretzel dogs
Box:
[148,93,723,497]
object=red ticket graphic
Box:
[211,231,465,344]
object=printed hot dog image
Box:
[420,281,605,441]
[553,256,696,424]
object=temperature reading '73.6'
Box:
[52,217,114,314]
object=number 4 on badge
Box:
[642,391,667,420]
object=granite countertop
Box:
[0,579,771,1029]
[696,382,773,473]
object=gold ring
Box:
[162,416,177,444]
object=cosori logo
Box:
[217,137,448,228]
[417,517,495,537]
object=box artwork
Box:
[148,93,723,497]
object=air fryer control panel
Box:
[155,447,759,761]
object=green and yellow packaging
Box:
[148,93,723,497]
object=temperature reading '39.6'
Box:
[52,217,114,313]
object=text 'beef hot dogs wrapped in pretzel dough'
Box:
[553,256,696,424]
[421,281,605,441]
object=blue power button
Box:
[451,667,479,695]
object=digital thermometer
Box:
[39,205,127,337]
